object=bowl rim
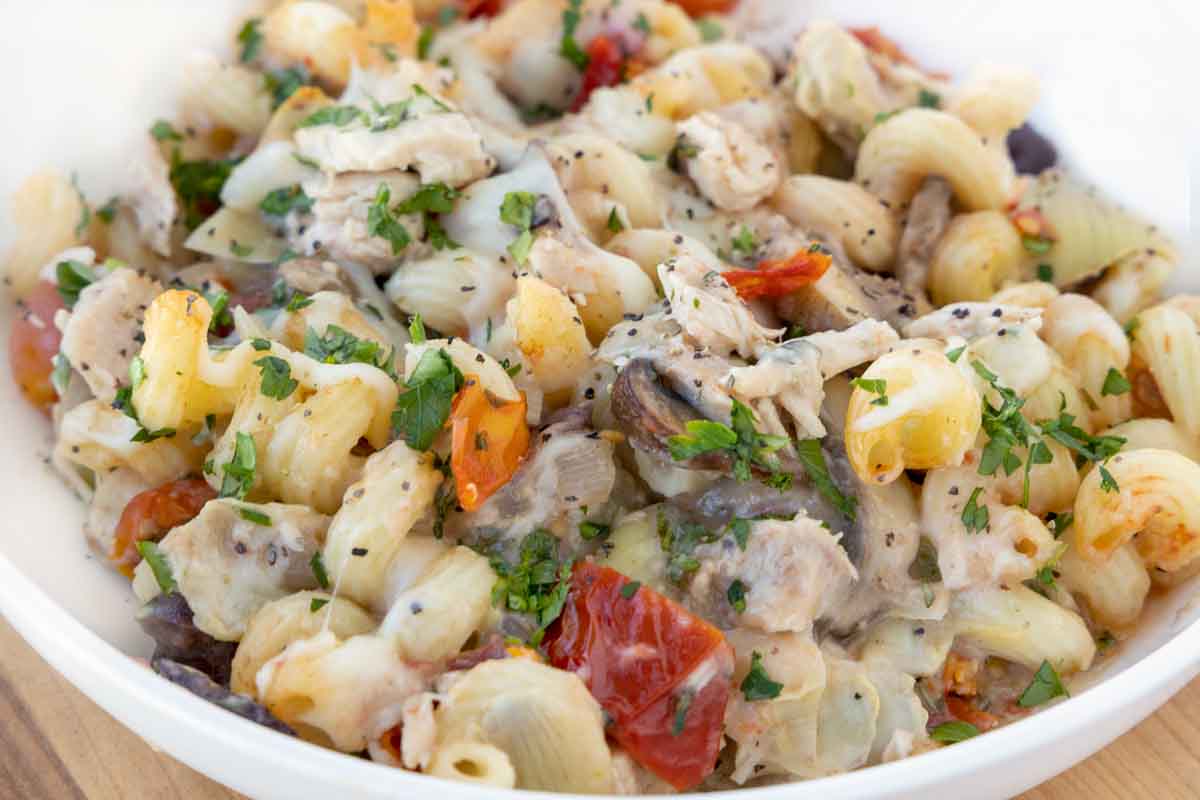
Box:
[2,547,1198,799]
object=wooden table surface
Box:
[1,615,1196,800]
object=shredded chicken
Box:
[661,254,782,359]
[677,111,782,212]
[904,302,1042,341]
[296,171,425,273]
[689,515,857,633]
[58,267,161,403]
[896,177,953,294]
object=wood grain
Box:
[0,613,1195,800]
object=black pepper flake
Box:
[401,481,411,491]
[952,307,970,319]
[475,353,485,362]
[992,308,1003,317]
[235,542,248,555]
[584,387,595,399]
[410,602,423,615]
[351,547,368,556]
[628,328,638,336]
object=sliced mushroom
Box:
[776,263,881,333]
[153,657,296,736]
[895,177,953,296]
[138,593,237,686]
[611,358,732,472]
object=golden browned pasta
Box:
[927,211,1025,305]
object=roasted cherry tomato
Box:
[544,563,734,790]
[721,247,832,301]
[850,26,916,66]
[9,280,65,413]
[572,34,626,112]
[111,478,217,578]
[945,694,1000,732]
[449,375,530,511]
[460,0,503,17]
[673,0,739,16]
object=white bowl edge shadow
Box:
[0,0,1197,798]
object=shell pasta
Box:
[3,2,1191,796]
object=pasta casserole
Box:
[4,0,1194,793]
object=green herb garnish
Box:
[740,651,783,701]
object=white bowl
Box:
[0,1,1196,798]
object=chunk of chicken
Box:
[661,254,782,359]
[84,466,151,559]
[295,171,425,273]
[132,499,329,641]
[58,266,161,404]
[903,302,1042,341]
[776,262,880,333]
[129,136,178,257]
[689,515,857,632]
[677,111,782,212]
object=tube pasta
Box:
[1011,169,1174,287]
[920,462,1058,590]
[630,43,774,120]
[927,211,1025,305]
[427,741,517,789]
[1057,543,1150,631]
[771,176,899,272]
[508,275,594,395]
[1101,418,1200,463]
[322,441,442,610]
[1041,293,1132,429]
[855,109,1010,211]
[206,380,302,501]
[432,658,614,793]
[1073,448,1200,572]
[385,250,514,341]
[546,133,663,240]
[845,348,982,485]
[3,171,86,297]
[378,546,495,661]
[231,591,377,697]
[949,585,1095,673]
[1130,304,1200,439]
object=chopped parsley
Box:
[607,207,625,233]
[930,720,980,744]
[50,353,71,396]
[1124,317,1140,340]
[396,182,461,250]
[579,520,610,540]
[671,690,694,736]
[740,651,783,701]
[391,349,464,451]
[500,190,538,265]
[727,579,748,613]
[408,313,427,344]
[946,345,966,363]
[697,18,723,42]
[851,377,889,406]
[297,105,364,129]
[917,88,942,108]
[219,432,257,500]
[488,529,574,646]
[794,438,857,520]
[909,536,942,608]
[633,12,651,34]
[310,597,330,613]
[366,184,412,255]
[1101,368,1131,396]
[95,196,119,224]
[730,226,757,257]
[727,517,751,550]
[1021,235,1053,255]
[560,0,590,71]
[304,325,396,376]
[620,580,641,599]
[971,359,1052,507]
[1038,406,1124,469]
[1036,263,1054,283]
[129,356,147,390]
[1033,541,1068,591]
[137,541,177,594]
[263,66,310,107]
[667,399,791,487]
[229,240,254,258]
[251,338,271,351]
[55,259,97,308]
[309,551,331,590]
[237,506,272,526]
[417,25,436,60]
[1017,660,1069,708]
[1098,464,1119,493]
[112,380,177,444]
[260,185,313,216]
[253,355,299,400]
[961,486,990,533]
[150,120,183,142]
[236,18,263,63]
[169,153,237,229]
[658,510,721,583]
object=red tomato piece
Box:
[460,0,503,17]
[1009,207,1055,240]
[571,35,626,112]
[9,281,65,413]
[449,375,530,511]
[721,247,832,301]
[544,563,734,790]
[945,694,1000,732]
[850,26,916,66]
[673,0,739,16]
[110,478,217,578]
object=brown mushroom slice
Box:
[776,263,881,333]
[611,358,733,473]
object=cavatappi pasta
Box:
[4,2,1192,794]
